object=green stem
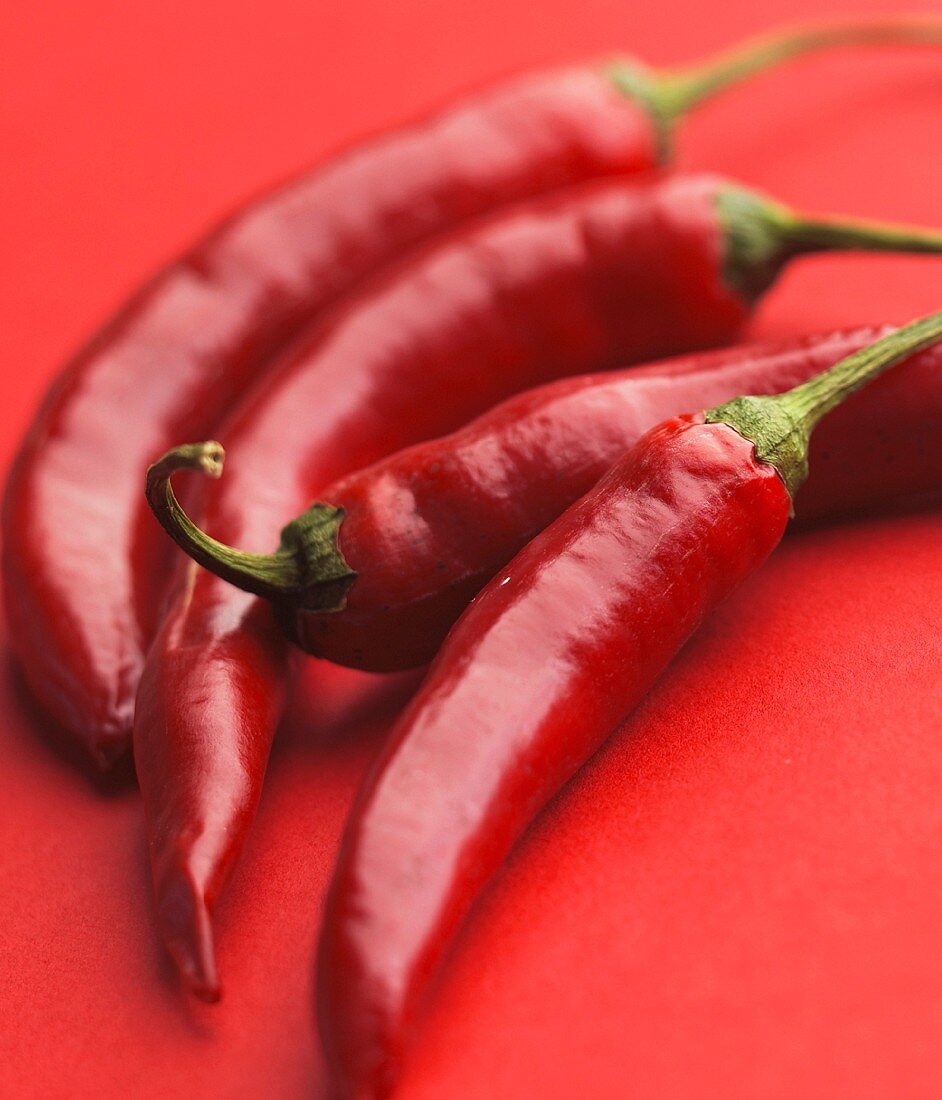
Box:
[145,443,302,598]
[655,18,942,117]
[706,312,942,499]
[784,312,942,430]
[717,187,942,301]
[773,214,942,257]
[607,17,942,158]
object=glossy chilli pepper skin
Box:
[7,19,940,767]
[276,326,942,669]
[144,179,942,999]
[3,63,658,767]
[312,315,942,1098]
[136,172,751,999]
[319,414,791,1097]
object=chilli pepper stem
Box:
[651,18,942,117]
[607,17,942,152]
[707,310,942,499]
[776,213,942,257]
[145,442,302,598]
[718,188,942,300]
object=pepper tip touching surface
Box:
[156,872,222,1003]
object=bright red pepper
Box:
[310,314,942,1099]
[144,177,942,1001]
[161,325,942,671]
[4,20,938,768]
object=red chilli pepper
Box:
[10,21,921,768]
[144,179,942,1000]
[307,313,942,1099]
[152,325,942,672]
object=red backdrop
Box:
[1,1,941,1096]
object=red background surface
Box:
[2,1,942,1096]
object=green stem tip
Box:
[706,311,942,499]
[145,443,356,605]
[608,17,942,158]
[145,442,302,599]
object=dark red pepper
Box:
[5,20,938,767]
[154,325,942,671]
[145,179,942,1001]
[309,313,942,1099]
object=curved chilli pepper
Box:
[311,313,942,1099]
[138,171,745,1000]
[151,326,942,671]
[144,179,942,1000]
[8,22,921,769]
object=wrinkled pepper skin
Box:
[316,415,791,1098]
[290,325,942,669]
[3,65,657,766]
[135,174,749,998]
